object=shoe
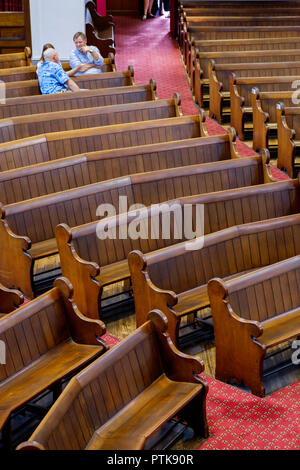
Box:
[148,13,156,18]
[164,12,170,18]
[142,14,147,20]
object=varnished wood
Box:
[3,66,135,99]
[276,103,300,178]
[56,176,299,322]
[208,60,300,123]
[189,37,300,95]
[251,88,294,151]
[0,47,31,67]
[1,153,270,300]
[0,113,203,171]
[0,79,156,120]
[0,131,235,203]
[230,74,299,140]
[128,214,300,347]
[0,95,181,144]
[16,310,208,450]
[0,283,23,314]
[208,256,300,397]
[0,277,107,449]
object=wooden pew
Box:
[0,47,32,69]
[0,130,239,203]
[128,214,300,347]
[17,310,208,450]
[0,114,206,171]
[0,283,23,315]
[182,14,300,51]
[3,67,134,99]
[276,102,300,179]
[0,80,157,120]
[192,49,300,101]
[0,276,107,449]
[198,49,300,78]
[56,177,299,322]
[182,25,300,61]
[188,37,300,94]
[208,255,300,397]
[86,1,115,57]
[208,60,300,123]
[0,61,73,83]
[251,89,294,152]
[230,74,298,140]
[0,95,181,144]
[86,23,115,58]
[177,1,300,38]
[0,154,272,300]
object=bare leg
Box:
[148,0,154,15]
[143,0,149,18]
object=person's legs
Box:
[147,0,154,16]
[163,0,170,17]
[159,0,163,15]
[143,0,149,19]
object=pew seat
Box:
[208,60,300,123]
[17,310,208,450]
[0,80,156,120]
[53,175,300,322]
[0,95,181,144]
[208,256,300,397]
[251,88,294,152]
[0,47,32,69]
[0,153,272,300]
[276,102,300,178]
[128,214,300,347]
[0,277,107,449]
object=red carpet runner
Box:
[199,375,300,450]
[114,15,289,181]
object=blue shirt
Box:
[69,46,104,76]
[38,61,70,95]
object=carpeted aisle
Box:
[199,376,300,450]
[114,15,198,116]
[113,14,289,180]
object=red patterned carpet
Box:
[199,375,300,450]
[114,14,289,181]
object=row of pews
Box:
[0,10,299,450]
[85,0,116,58]
[179,0,300,177]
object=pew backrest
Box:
[0,47,32,69]
[0,114,204,171]
[56,178,300,319]
[0,133,234,203]
[15,310,207,450]
[0,80,157,120]
[0,95,181,144]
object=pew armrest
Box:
[0,283,24,314]
[55,224,102,321]
[209,60,223,123]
